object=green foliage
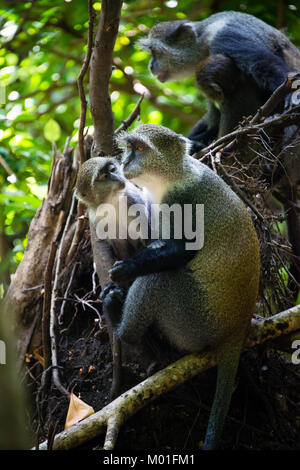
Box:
[0,0,299,285]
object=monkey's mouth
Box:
[110,173,126,188]
[123,165,141,180]
[156,72,168,83]
[117,181,126,189]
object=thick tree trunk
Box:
[4,145,77,361]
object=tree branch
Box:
[77,0,96,165]
[115,94,144,134]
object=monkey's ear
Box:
[178,135,192,155]
[165,23,196,44]
[114,130,128,149]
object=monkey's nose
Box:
[122,154,132,169]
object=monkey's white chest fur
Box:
[105,189,130,238]
[132,174,169,203]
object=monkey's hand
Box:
[109,260,137,284]
[188,139,207,156]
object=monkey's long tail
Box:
[202,337,243,450]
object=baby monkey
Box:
[75,157,156,396]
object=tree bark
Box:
[4,144,77,362]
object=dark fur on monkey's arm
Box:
[188,101,220,150]
[109,239,197,284]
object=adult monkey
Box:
[102,124,260,450]
[140,11,300,297]
[139,10,300,149]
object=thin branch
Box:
[194,108,300,160]
[250,73,295,124]
[66,203,87,264]
[77,0,96,165]
[194,75,300,160]
[115,94,144,134]
[49,209,69,397]
[216,160,265,222]
[42,242,57,372]
[0,154,15,178]
[58,261,80,325]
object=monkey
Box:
[141,11,300,297]
[75,156,163,395]
[139,11,300,149]
[100,124,260,449]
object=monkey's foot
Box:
[100,282,127,326]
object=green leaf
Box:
[44,119,61,142]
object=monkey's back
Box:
[200,11,300,71]
[123,160,260,353]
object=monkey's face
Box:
[148,47,197,82]
[119,124,188,194]
[121,138,151,180]
[75,157,126,208]
[139,22,199,82]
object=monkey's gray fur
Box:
[139,11,300,145]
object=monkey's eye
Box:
[108,164,116,172]
[97,172,107,180]
[127,143,132,152]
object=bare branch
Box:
[77,0,96,165]
[251,72,300,124]
[115,94,144,134]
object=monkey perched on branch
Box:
[140,11,300,298]
[75,156,156,396]
[101,124,260,450]
[140,11,300,149]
